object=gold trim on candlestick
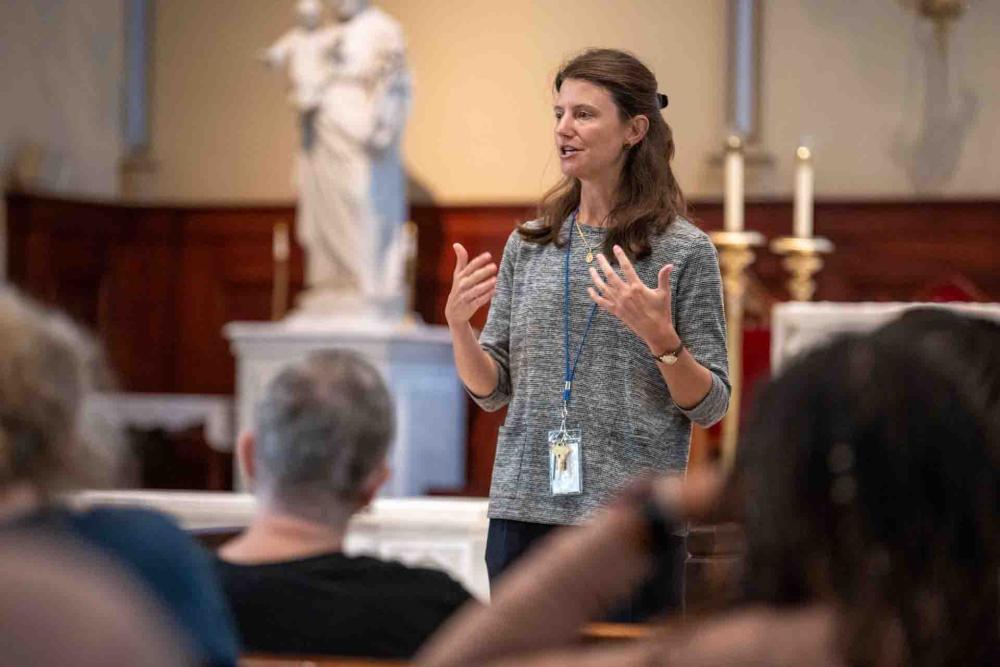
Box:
[709,230,765,471]
[769,236,834,302]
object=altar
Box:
[224,320,466,497]
[772,301,1000,372]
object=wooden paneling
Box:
[5,194,304,394]
[410,204,534,331]
[6,193,998,495]
[686,200,1000,302]
[410,200,1000,324]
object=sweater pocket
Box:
[490,425,526,499]
[629,431,689,474]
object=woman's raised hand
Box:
[445,243,497,326]
[587,245,680,355]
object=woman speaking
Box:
[445,49,729,617]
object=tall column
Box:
[728,0,760,141]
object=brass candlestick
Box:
[709,230,765,470]
[769,236,834,302]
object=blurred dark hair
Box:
[518,48,686,261]
[733,332,998,666]
[873,307,1000,436]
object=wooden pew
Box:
[241,656,405,666]
[685,522,745,612]
[238,627,654,666]
[580,622,657,643]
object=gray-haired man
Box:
[215,350,470,658]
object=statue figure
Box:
[261,0,411,320]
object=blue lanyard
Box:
[562,212,599,423]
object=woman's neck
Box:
[578,174,618,227]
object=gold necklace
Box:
[575,219,601,264]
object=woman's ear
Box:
[626,114,650,145]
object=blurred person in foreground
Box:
[0,533,192,666]
[0,288,238,666]
[872,306,1000,438]
[418,316,999,666]
[216,350,471,658]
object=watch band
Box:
[654,340,685,365]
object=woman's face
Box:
[554,78,636,183]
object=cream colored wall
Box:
[128,0,723,204]
[380,0,725,204]
[1,0,122,280]
[760,0,999,198]
[1,0,123,197]
[127,0,1000,204]
[124,0,295,202]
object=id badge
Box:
[548,428,583,496]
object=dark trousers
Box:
[485,517,686,622]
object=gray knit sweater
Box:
[472,218,730,525]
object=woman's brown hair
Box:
[518,48,686,260]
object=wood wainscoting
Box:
[6,193,999,493]
[5,194,305,394]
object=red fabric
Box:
[913,275,989,303]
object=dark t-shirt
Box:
[215,552,472,658]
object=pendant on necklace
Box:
[585,251,594,264]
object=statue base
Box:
[292,289,409,324]
[223,318,464,496]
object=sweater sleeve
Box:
[672,235,731,427]
[465,231,519,412]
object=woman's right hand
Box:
[445,243,497,326]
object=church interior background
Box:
[2,0,998,499]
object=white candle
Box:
[793,146,813,238]
[724,136,744,232]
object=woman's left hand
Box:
[588,245,680,355]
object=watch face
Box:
[655,343,683,366]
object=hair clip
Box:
[657,93,669,109]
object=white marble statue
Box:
[261,0,411,320]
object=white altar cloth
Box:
[772,301,1000,373]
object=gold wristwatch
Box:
[654,340,685,366]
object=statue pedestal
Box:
[224,319,466,497]
[291,292,409,323]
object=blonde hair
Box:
[0,289,107,492]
